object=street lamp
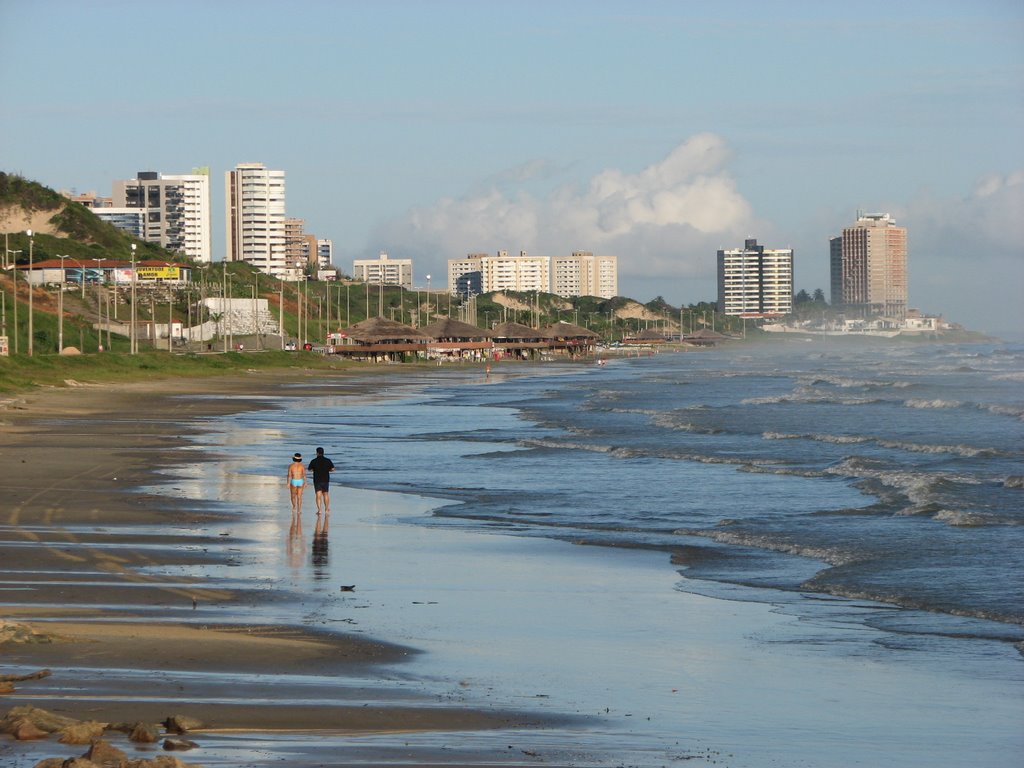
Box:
[57,255,69,353]
[9,250,20,355]
[26,230,33,357]
[164,263,175,353]
[425,274,431,323]
[95,258,106,352]
[130,243,137,354]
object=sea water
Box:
[157,339,1024,766]
[321,340,1024,634]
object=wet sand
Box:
[0,371,571,766]
[3,368,1023,768]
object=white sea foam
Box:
[904,398,962,410]
[985,403,1024,420]
[875,439,997,458]
[762,431,995,457]
[691,527,861,567]
[932,509,998,527]
[799,374,914,390]
[762,431,869,445]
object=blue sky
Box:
[2,0,1022,332]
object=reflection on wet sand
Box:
[312,512,330,575]
[287,510,306,570]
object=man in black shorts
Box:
[307,447,336,516]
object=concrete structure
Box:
[353,252,413,288]
[112,169,212,263]
[92,208,145,239]
[447,251,549,296]
[225,162,287,278]
[834,213,907,320]
[551,251,618,299]
[61,190,112,208]
[317,239,333,270]
[829,235,843,306]
[717,238,794,317]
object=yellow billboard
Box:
[136,266,180,280]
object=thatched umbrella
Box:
[491,321,546,341]
[422,317,492,341]
[630,328,669,341]
[540,320,600,340]
[343,316,431,343]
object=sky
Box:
[1,0,1022,334]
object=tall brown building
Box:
[834,213,907,320]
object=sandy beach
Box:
[2,359,1022,768]
[0,370,574,767]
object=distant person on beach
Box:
[308,446,336,516]
[287,452,307,514]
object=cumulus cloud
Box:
[370,133,758,286]
[902,170,1024,332]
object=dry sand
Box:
[0,371,565,765]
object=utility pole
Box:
[26,231,33,357]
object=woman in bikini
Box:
[286,452,308,514]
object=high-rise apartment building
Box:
[447,251,550,295]
[834,213,907,320]
[829,236,843,306]
[353,253,413,288]
[92,208,145,239]
[717,238,794,317]
[551,251,618,299]
[225,162,287,278]
[112,169,212,262]
[316,239,334,270]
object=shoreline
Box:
[4,356,1023,767]
[0,369,574,765]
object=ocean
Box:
[165,338,1024,766]
[332,339,1024,635]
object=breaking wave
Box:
[761,431,999,458]
[903,398,963,410]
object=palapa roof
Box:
[686,328,729,340]
[343,316,432,343]
[422,317,492,340]
[629,328,669,341]
[490,321,546,340]
[540,321,600,339]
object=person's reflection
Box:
[311,511,330,575]
[287,509,305,570]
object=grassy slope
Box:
[0,349,360,395]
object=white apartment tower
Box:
[316,239,334,270]
[447,251,549,295]
[551,251,618,299]
[717,238,794,317]
[353,253,413,289]
[112,169,212,262]
[225,163,287,278]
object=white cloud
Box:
[902,170,1024,333]
[370,133,758,286]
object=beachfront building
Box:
[284,217,320,281]
[551,251,618,299]
[352,252,413,289]
[447,251,550,296]
[61,190,112,208]
[717,238,794,317]
[92,208,145,239]
[833,212,908,320]
[829,236,843,306]
[316,239,334,270]
[225,162,287,278]
[111,169,213,263]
